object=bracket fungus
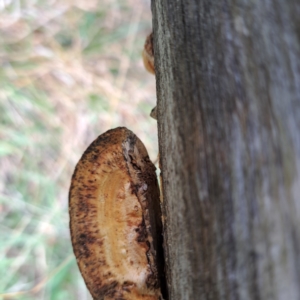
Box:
[69,127,165,300]
[142,33,157,120]
[142,33,155,75]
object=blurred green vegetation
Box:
[0,0,156,299]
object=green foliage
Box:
[0,0,156,299]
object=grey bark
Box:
[151,0,300,299]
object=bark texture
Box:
[151,1,300,299]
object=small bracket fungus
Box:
[142,33,155,75]
[142,33,157,120]
[69,127,165,300]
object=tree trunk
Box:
[151,0,300,299]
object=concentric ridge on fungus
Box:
[69,127,165,300]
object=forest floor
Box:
[0,0,156,299]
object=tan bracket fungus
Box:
[69,127,165,300]
[142,33,157,120]
[142,33,155,75]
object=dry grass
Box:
[0,0,156,299]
